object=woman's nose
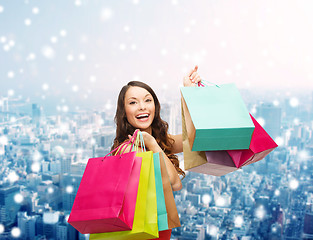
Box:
[138,101,146,110]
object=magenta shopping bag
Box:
[68,135,142,234]
[227,114,278,168]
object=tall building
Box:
[61,174,82,211]
[160,101,180,134]
[1,97,9,122]
[303,204,313,240]
[32,104,42,125]
[2,97,9,112]
[17,211,37,240]
[61,156,72,174]
[43,212,59,239]
[256,103,282,139]
[56,222,68,240]
[0,185,21,226]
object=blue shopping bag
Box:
[181,83,254,151]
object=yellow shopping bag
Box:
[90,150,159,240]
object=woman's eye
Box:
[129,101,136,105]
[145,99,152,102]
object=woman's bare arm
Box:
[169,134,183,154]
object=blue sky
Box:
[1,0,313,113]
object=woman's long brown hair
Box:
[111,81,185,179]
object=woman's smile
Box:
[135,113,150,121]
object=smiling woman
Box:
[111,66,202,191]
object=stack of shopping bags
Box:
[68,130,180,239]
[181,82,278,176]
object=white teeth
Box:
[136,114,149,118]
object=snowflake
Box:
[32,7,39,14]
[75,0,82,6]
[47,187,54,194]
[119,44,126,51]
[42,83,49,91]
[79,54,86,61]
[273,100,280,106]
[66,185,74,194]
[60,29,67,37]
[51,36,58,43]
[31,162,41,172]
[72,85,79,92]
[8,89,15,96]
[42,45,55,59]
[215,196,226,207]
[289,97,299,107]
[234,215,244,228]
[289,179,299,190]
[124,25,130,32]
[8,171,19,183]
[202,194,211,204]
[14,193,24,204]
[0,136,8,145]
[8,71,15,78]
[24,18,32,26]
[255,205,266,220]
[209,225,218,236]
[89,75,96,82]
[67,54,74,61]
[101,8,113,21]
[62,105,69,112]
[11,227,21,238]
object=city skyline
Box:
[0,89,313,239]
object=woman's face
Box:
[124,86,155,133]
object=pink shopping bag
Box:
[68,133,142,234]
[227,114,278,168]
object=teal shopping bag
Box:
[181,83,254,151]
[153,153,168,231]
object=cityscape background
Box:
[1,0,313,239]
[0,89,313,239]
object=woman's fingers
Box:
[187,65,198,77]
[194,75,201,83]
[183,65,200,87]
[190,73,201,83]
[189,72,197,81]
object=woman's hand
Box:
[183,65,201,87]
[129,130,182,191]
[128,130,157,150]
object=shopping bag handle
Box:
[103,129,140,158]
[133,131,146,152]
[116,129,140,155]
[197,79,220,88]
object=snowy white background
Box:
[0,0,313,112]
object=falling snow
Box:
[66,185,74,194]
[11,227,21,238]
[14,193,24,204]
